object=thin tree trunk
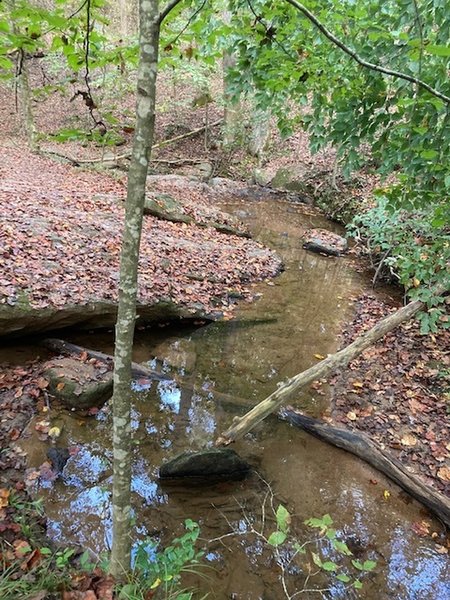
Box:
[109,0,160,578]
[18,56,38,152]
[216,286,447,445]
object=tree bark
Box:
[109,0,161,578]
[216,287,447,445]
[281,408,450,529]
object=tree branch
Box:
[159,0,186,24]
[283,0,450,105]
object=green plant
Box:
[116,519,206,600]
[266,509,376,596]
[348,198,450,332]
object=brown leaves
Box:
[332,293,450,495]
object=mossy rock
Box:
[43,356,113,410]
[144,193,194,224]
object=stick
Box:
[281,408,450,529]
[216,286,447,445]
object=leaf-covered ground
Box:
[0,139,281,314]
[330,293,450,497]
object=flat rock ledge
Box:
[0,299,219,338]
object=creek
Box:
[16,198,450,599]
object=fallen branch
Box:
[41,338,170,381]
[216,285,447,445]
[280,408,450,529]
[43,118,223,166]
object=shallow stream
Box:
[18,199,450,599]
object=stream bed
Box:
[18,199,449,599]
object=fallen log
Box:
[280,407,450,529]
[41,338,170,381]
[216,285,447,445]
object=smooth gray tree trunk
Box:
[109,0,160,578]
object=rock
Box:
[144,193,194,225]
[271,166,309,192]
[43,356,113,410]
[159,448,251,481]
[303,228,348,256]
[0,299,217,338]
[47,447,70,474]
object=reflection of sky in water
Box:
[47,486,112,551]
[186,394,216,439]
[132,457,159,506]
[131,406,141,431]
[387,527,450,599]
[63,445,110,487]
[157,380,181,413]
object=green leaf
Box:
[0,56,13,70]
[268,531,287,547]
[325,528,337,540]
[311,552,323,568]
[336,573,351,583]
[276,504,290,533]
[362,560,377,571]
[322,561,339,572]
[425,45,450,57]
[352,559,364,570]
[332,540,353,556]
[353,579,363,589]
[420,149,438,160]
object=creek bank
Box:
[0,143,282,338]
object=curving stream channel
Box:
[19,198,449,599]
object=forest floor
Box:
[0,68,449,596]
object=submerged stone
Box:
[159,448,251,481]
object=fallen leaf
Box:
[314,353,325,360]
[56,382,66,391]
[0,489,10,508]
[352,381,364,388]
[411,521,430,537]
[383,490,390,500]
[346,411,357,421]
[401,434,417,447]
[437,466,450,482]
[435,545,448,554]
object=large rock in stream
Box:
[42,356,113,410]
[303,228,348,256]
[159,448,251,481]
